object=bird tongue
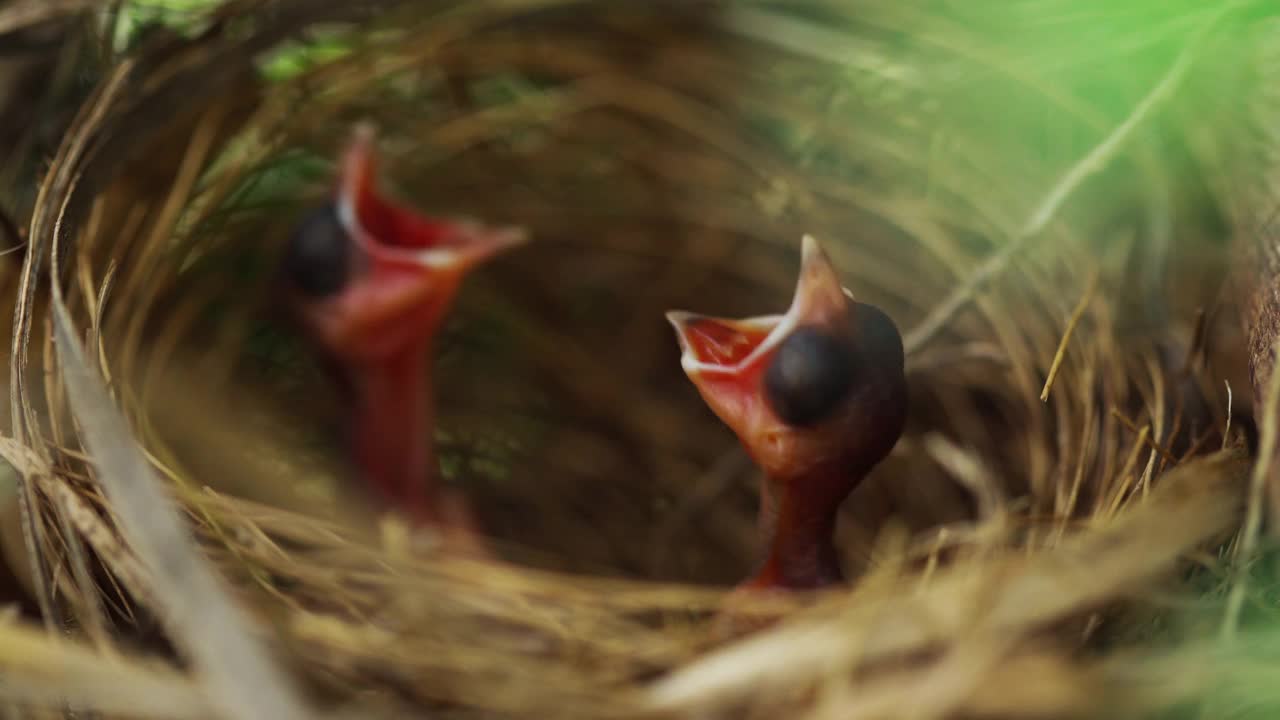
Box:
[675,317,775,366]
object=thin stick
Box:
[1108,408,1177,465]
[1221,338,1280,640]
[1222,380,1233,452]
[1104,425,1150,519]
[1040,269,1098,402]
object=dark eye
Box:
[283,202,350,297]
[764,326,855,427]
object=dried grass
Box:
[0,1,1275,718]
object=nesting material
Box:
[0,1,1273,718]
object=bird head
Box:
[280,124,526,366]
[667,235,905,487]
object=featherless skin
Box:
[668,236,907,590]
[279,125,526,553]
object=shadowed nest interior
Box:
[0,1,1278,718]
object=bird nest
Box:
[0,1,1277,718]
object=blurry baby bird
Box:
[279,124,527,554]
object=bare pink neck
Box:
[350,339,439,526]
[741,471,851,590]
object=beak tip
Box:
[500,226,531,249]
[352,121,378,145]
[344,123,379,167]
[665,310,699,331]
[464,223,530,265]
[338,124,381,219]
[786,233,854,316]
[664,310,696,351]
[799,233,827,269]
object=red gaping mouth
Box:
[667,235,850,378]
[666,312,785,375]
[289,124,528,361]
[337,123,527,271]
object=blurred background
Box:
[0,1,1275,718]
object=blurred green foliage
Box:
[116,0,356,80]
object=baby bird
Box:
[668,236,906,589]
[279,125,526,551]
